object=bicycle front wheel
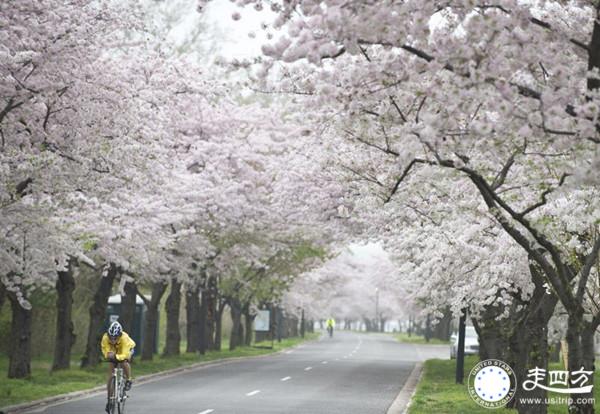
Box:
[117,376,126,414]
[118,395,126,414]
[108,376,117,414]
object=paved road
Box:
[26,332,448,414]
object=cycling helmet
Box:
[108,321,123,338]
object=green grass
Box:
[396,332,450,345]
[0,333,319,409]
[408,357,600,414]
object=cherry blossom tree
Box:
[229,1,600,412]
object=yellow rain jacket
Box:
[101,331,136,361]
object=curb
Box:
[2,339,316,414]
[386,362,424,414]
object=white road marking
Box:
[321,361,328,364]
[335,358,340,361]
[284,350,294,354]
[198,410,214,414]
[304,366,313,371]
[281,376,292,381]
[246,390,261,396]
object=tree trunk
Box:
[565,314,596,414]
[243,306,254,346]
[7,291,32,378]
[229,299,242,351]
[363,317,372,332]
[472,302,511,362]
[206,275,217,351]
[432,310,452,341]
[214,299,225,351]
[140,281,167,361]
[300,309,305,338]
[229,300,242,351]
[506,262,558,414]
[119,279,137,334]
[52,262,76,371]
[0,283,6,312]
[163,279,182,356]
[186,284,201,353]
[199,285,208,355]
[81,264,117,368]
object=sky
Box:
[154,0,275,61]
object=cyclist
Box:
[101,321,135,413]
[326,317,335,337]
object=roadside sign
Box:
[255,310,270,332]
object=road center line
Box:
[246,390,261,396]
[304,366,313,371]
[198,410,214,414]
[281,376,292,381]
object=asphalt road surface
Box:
[25,332,448,414]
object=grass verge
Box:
[0,333,319,409]
[408,357,599,414]
[396,332,450,345]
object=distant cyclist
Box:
[326,317,335,337]
[102,321,136,413]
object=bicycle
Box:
[105,360,129,414]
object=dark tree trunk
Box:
[506,262,558,414]
[363,317,372,332]
[140,281,168,361]
[238,316,245,345]
[565,315,596,414]
[214,299,226,351]
[229,300,242,351]
[7,291,32,378]
[300,309,305,337]
[424,315,432,342]
[0,283,6,312]
[243,306,254,346]
[472,304,511,362]
[163,279,182,356]
[119,279,137,333]
[199,285,208,355]
[81,264,117,368]
[205,276,217,351]
[52,262,76,371]
[291,316,299,337]
[432,310,452,341]
[186,284,201,353]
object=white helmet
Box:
[108,321,123,338]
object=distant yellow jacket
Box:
[101,331,136,361]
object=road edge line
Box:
[386,361,424,414]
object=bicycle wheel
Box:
[117,373,126,414]
[118,394,126,414]
[108,376,117,414]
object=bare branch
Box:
[518,173,570,217]
[576,232,600,302]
